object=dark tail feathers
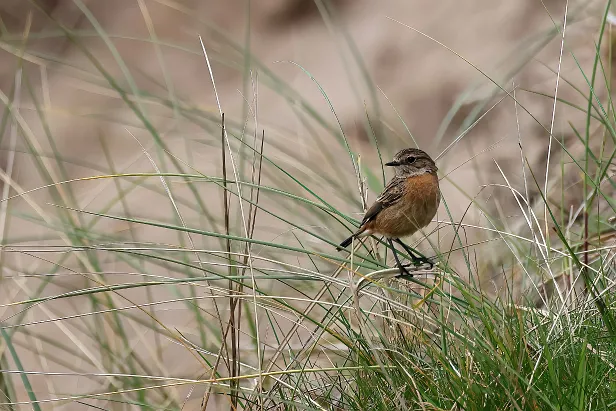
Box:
[337,235,355,251]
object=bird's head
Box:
[385,148,438,177]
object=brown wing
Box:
[360,177,405,226]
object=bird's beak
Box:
[384,161,399,167]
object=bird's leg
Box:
[387,239,412,277]
[394,238,433,269]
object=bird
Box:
[338,148,440,277]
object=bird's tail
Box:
[337,235,354,251]
[337,226,368,251]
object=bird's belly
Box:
[374,178,440,238]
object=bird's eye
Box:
[406,157,416,164]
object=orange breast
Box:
[403,173,439,198]
[368,172,440,238]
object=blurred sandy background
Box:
[0,0,611,409]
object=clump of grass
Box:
[0,1,614,410]
[336,3,616,410]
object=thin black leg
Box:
[394,238,433,269]
[387,239,412,277]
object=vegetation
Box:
[0,1,614,410]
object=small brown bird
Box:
[338,148,440,276]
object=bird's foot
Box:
[400,257,436,271]
[417,256,434,270]
[396,263,413,279]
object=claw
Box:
[396,264,413,279]
[403,257,435,270]
[415,257,433,269]
[398,265,413,277]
